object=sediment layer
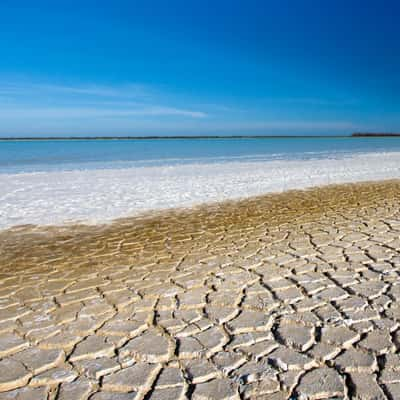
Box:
[1,180,400,399]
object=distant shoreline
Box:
[352,133,400,137]
[0,134,357,141]
[0,133,399,141]
[0,135,349,141]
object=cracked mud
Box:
[1,181,400,399]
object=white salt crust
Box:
[1,152,400,230]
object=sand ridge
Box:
[1,180,400,398]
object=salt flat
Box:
[1,151,400,230]
[1,181,400,399]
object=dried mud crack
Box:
[1,180,400,399]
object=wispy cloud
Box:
[0,78,361,135]
[0,79,207,120]
[0,81,153,99]
[0,106,207,119]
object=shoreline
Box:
[1,133,400,141]
[1,178,399,236]
[1,179,400,398]
[0,135,355,141]
[2,150,400,230]
[0,177,398,233]
[2,178,400,256]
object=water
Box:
[2,137,400,173]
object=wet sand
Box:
[1,180,400,399]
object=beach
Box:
[1,180,400,399]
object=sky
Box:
[0,0,399,136]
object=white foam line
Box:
[1,151,400,230]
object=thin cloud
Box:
[0,78,360,135]
[0,79,208,119]
[0,81,153,99]
[0,106,207,119]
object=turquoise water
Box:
[1,137,400,173]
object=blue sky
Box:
[0,0,399,136]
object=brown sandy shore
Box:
[1,180,400,399]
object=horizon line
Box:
[0,134,357,141]
[2,133,400,141]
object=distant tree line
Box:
[352,133,400,137]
